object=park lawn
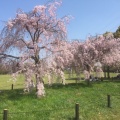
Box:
[0,74,120,120]
[0,74,24,90]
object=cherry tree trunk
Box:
[36,75,45,98]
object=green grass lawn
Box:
[0,74,120,120]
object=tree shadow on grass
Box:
[0,81,94,101]
[65,77,81,80]
[45,82,93,89]
[0,88,37,101]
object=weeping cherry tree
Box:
[0,0,70,97]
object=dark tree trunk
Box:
[107,66,110,79]
[104,66,106,79]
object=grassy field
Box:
[0,74,120,120]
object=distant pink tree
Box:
[87,35,120,67]
[72,35,120,78]
[73,40,96,73]
[0,0,70,97]
[53,41,74,84]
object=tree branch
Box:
[18,39,34,49]
[0,53,20,59]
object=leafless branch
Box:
[0,53,19,59]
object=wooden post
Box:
[11,84,13,90]
[75,103,79,120]
[3,109,8,120]
[101,77,103,81]
[107,95,111,108]
[87,79,90,86]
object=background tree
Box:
[52,41,74,84]
[114,26,120,38]
[103,31,114,39]
[71,35,120,79]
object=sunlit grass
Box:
[0,74,24,90]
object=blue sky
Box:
[0,0,120,41]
